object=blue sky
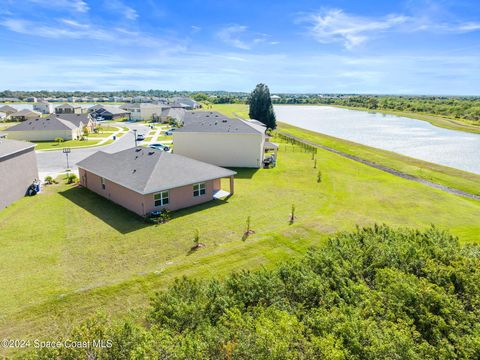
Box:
[1,0,480,94]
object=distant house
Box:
[0,139,38,209]
[120,103,164,121]
[1,115,82,141]
[33,101,54,114]
[26,97,37,102]
[271,95,281,101]
[55,103,83,114]
[57,113,96,133]
[0,112,6,121]
[0,105,18,116]
[77,147,236,216]
[170,97,200,110]
[10,109,41,122]
[173,111,268,168]
[89,105,130,120]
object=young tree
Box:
[248,83,277,129]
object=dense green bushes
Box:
[28,225,480,359]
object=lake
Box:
[274,105,480,175]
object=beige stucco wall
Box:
[173,132,265,168]
[4,129,77,141]
[0,148,39,209]
[79,168,222,215]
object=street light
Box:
[133,129,138,147]
[62,147,71,170]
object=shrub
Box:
[54,137,64,144]
[44,176,53,184]
[65,172,78,184]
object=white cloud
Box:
[302,8,480,49]
[217,25,251,50]
[104,0,138,20]
[217,25,275,50]
[303,9,407,49]
[28,0,89,13]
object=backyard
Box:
[1,134,479,354]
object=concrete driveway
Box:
[36,122,150,179]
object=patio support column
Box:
[229,175,235,195]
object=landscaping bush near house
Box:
[65,172,78,184]
[30,225,480,359]
[54,137,64,144]
[145,208,171,224]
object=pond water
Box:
[274,105,480,174]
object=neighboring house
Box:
[10,109,41,122]
[271,95,281,101]
[173,111,267,168]
[0,105,18,117]
[77,147,236,216]
[0,112,6,121]
[160,107,186,124]
[33,101,54,114]
[26,97,37,102]
[170,97,200,110]
[57,113,96,133]
[55,103,83,114]
[90,105,130,120]
[1,115,82,141]
[120,103,164,121]
[0,139,39,209]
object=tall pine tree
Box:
[248,83,277,129]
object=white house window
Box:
[154,191,169,206]
[100,177,106,190]
[193,182,206,197]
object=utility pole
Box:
[133,129,138,147]
[63,148,71,170]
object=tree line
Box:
[28,225,480,359]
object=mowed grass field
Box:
[1,132,479,353]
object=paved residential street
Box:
[36,122,150,179]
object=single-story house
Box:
[169,97,200,110]
[1,115,82,141]
[90,105,130,120]
[0,139,39,209]
[57,113,97,133]
[173,111,268,168]
[55,103,83,114]
[10,109,41,122]
[120,103,164,121]
[0,105,18,116]
[33,101,54,114]
[0,112,6,121]
[77,147,236,216]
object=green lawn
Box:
[278,122,480,196]
[209,103,250,119]
[86,132,115,138]
[34,139,102,150]
[1,135,479,353]
[97,125,119,132]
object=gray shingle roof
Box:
[77,147,236,195]
[0,105,17,113]
[57,113,91,127]
[0,139,35,159]
[11,109,41,116]
[176,111,265,134]
[55,103,81,109]
[4,115,79,131]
